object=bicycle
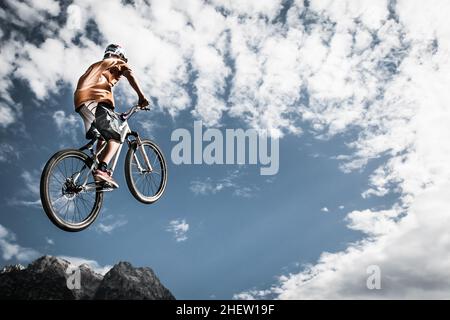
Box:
[40,104,168,232]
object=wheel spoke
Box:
[56,164,66,181]
[148,175,155,194]
[45,153,101,226]
[50,171,65,185]
[152,153,157,168]
[77,195,89,219]
[147,174,157,193]
[128,143,166,201]
[62,157,68,178]
[61,199,70,221]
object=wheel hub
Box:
[62,178,81,200]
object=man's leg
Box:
[93,104,122,188]
[98,139,120,164]
[96,138,106,157]
[94,139,121,188]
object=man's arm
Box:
[122,69,149,107]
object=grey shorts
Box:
[77,101,122,141]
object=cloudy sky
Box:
[1,0,450,299]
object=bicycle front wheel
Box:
[125,139,168,204]
[40,149,103,232]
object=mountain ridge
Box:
[0,255,175,300]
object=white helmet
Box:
[104,44,127,62]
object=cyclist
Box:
[74,44,149,188]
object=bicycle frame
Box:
[76,105,154,191]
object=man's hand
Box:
[138,96,150,109]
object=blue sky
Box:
[0,83,382,298]
[2,0,450,299]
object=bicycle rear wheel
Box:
[124,139,167,204]
[40,149,103,232]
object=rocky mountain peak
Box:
[0,256,175,300]
[94,260,174,300]
[1,264,25,274]
[27,255,69,273]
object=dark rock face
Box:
[1,265,25,273]
[72,264,103,300]
[94,261,175,300]
[0,256,74,300]
[0,256,175,300]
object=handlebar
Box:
[119,104,150,121]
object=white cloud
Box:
[7,199,42,208]
[57,255,112,275]
[233,289,273,300]
[235,0,450,299]
[257,185,450,299]
[232,186,255,198]
[21,170,40,197]
[45,237,54,245]
[3,0,450,299]
[0,104,15,127]
[26,0,60,16]
[6,0,60,25]
[211,0,283,17]
[190,169,257,198]
[190,178,223,196]
[138,120,158,138]
[0,224,40,262]
[310,0,388,30]
[0,0,300,136]
[95,215,128,235]
[52,110,80,133]
[321,207,329,213]
[0,143,16,162]
[166,219,189,242]
[8,170,42,209]
[0,40,22,106]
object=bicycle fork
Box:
[134,136,154,173]
[108,136,153,176]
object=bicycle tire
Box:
[124,140,168,204]
[40,149,103,232]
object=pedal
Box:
[96,182,116,192]
[100,187,115,192]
